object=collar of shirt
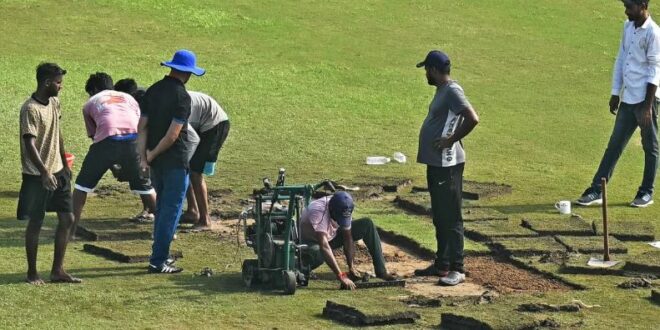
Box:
[611,16,660,104]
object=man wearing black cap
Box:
[413,51,480,286]
[138,49,205,274]
[576,0,660,208]
[300,192,396,290]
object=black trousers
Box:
[427,164,464,272]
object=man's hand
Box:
[41,172,58,191]
[433,136,454,150]
[339,274,356,290]
[609,95,620,115]
[146,149,154,163]
[638,105,653,128]
[348,268,362,282]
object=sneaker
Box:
[148,263,183,274]
[414,264,449,277]
[130,211,154,223]
[438,271,465,286]
[575,188,602,206]
[631,193,654,208]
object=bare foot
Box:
[180,211,199,224]
[26,276,45,285]
[191,225,212,232]
[377,272,399,281]
[50,272,82,284]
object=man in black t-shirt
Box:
[138,49,205,273]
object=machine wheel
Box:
[242,259,259,288]
[282,270,296,295]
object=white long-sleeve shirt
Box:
[611,17,660,104]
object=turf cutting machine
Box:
[241,168,335,294]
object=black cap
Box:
[416,50,451,70]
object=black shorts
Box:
[74,138,154,194]
[17,170,73,221]
[190,120,230,173]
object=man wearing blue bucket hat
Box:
[138,49,205,273]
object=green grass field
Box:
[1,0,659,329]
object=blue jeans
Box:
[149,166,189,267]
[591,100,659,195]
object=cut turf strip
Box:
[322,301,419,326]
[592,221,655,241]
[491,237,567,257]
[555,235,628,254]
[521,218,595,236]
[623,252,660,276]
[76,225,152,241]
[464,221,538,242]
[440,313,495,330]
[83,241,182,263]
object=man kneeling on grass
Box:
[71,73,157,238]
[17,62,80,284]
[300,192,396,290]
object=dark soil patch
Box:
[464,221,537,242]
[322,301,419,326]
[491,237,567,257]
[522,218,595,236]
[340,239,574,294]
[623,252,660,276]
[440,313,495,330]
[592,221,655,242]
[555,235,628,254]
[468,256,572,293]
[83,243,183,263]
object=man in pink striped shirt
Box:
[71,72,157,237]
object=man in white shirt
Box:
[577,0,660,208]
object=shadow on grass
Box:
[0,265,150,285]
[0,190,18,199]
[164,271,288,296]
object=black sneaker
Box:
[148,263,183,274]
[631,193,654,208]
[575,188,602,206]
[414,264,449,277]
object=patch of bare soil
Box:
[334,241,571,298]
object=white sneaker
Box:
[438,271,465,286]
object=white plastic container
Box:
[366,156,391,165]
[393,152,407,163]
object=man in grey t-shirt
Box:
[413,51,480,286]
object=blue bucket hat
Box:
[161,49,206,76]
[329,191,354,228]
